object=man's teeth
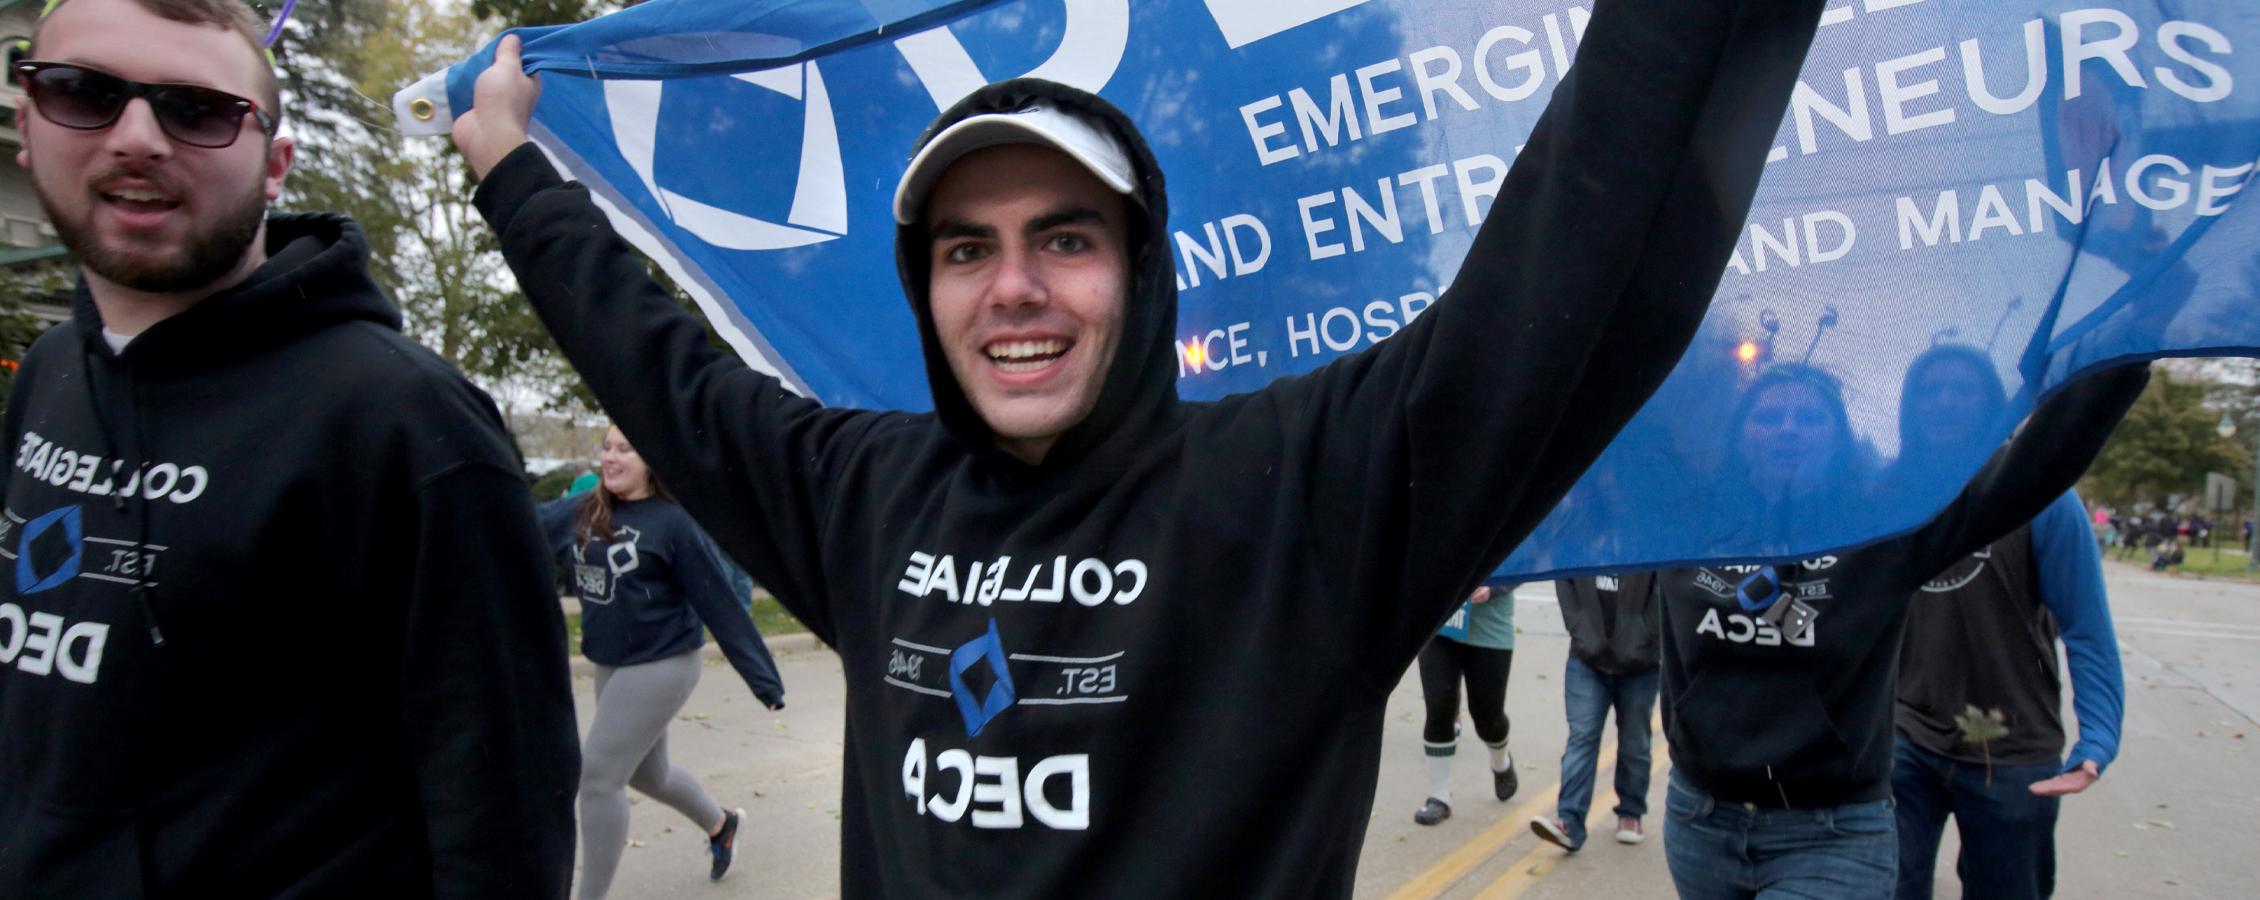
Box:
[108,189,172,203]
[987,340,1066,372]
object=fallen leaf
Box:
[2149,819,2176,830]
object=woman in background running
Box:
[540,426,787,899]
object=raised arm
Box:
[1257,0,1825,667]
[456,36,863,643]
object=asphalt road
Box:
[584,563,2260,899]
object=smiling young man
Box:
[455,2,1824,894]
[920,142,1128,463]
[0,0,577,895]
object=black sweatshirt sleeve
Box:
[399,463,579,899]
[534,496,576,555]
[1249,0,1824,677]
[1900,363,2150,579]
[475,156,868,645]
[671,513,788,708]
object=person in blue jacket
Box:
[1411,583,1520,825]
[1891,344,2124,900]
[539,426,786,899]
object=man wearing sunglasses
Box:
[0,1,578,897]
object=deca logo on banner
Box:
[608,0,1387,255]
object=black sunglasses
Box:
[15,61,275,149]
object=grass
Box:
[2109,544,2260,583]
[563,591,810,656]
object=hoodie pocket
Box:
[0,798,148,897]
[1667,669,1857,800]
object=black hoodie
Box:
[1554,574,1660,676]
[0,216,579,897]
[476,2,1820,893]
[1658,365,2145,809]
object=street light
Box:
[2227,413,2260,571]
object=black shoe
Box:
[1413,798,1452,826]
[707,807,743,880]
[1494,765,1519,801]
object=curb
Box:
[565,630,830,676]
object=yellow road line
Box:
[1389,708,1664,900]
[1384,746,1618,900]
[1473,735,1672,900]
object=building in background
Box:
[0,0,72,335]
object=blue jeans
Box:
[1664,773,1897,900]
[1553,657,1659,847]
[1890,734,2061,900]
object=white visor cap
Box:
[892,100,1140,226]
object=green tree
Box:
[2080,366,2247,509]
[469,0,612,26]
[273,0,599,415]
[0,266,66,410]
[271,0,706,420]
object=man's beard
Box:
[43,177,268,294]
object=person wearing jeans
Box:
[1655,363,2146,900]
[1663,772,1897,900]
[1534,574,1661,850]
[1891,488,2123,900]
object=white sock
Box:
[1488,740,1511,773]
[1425,753,1454,804]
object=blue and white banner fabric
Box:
[402,0,2260,578]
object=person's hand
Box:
[451,33,540,179]
[1469,586,1493,605]
[2029,760,2100,797]
[766,701,786,712]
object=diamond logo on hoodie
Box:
[15,505,84,595]
[948,618,1018,737]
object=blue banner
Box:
[403,0,2260,577]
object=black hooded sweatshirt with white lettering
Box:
[1658,365,2146,809]
[476,2,1821,894]
[0,215,579,898]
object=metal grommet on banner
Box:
[409,98,436,121]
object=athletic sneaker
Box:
[707,807,743,880]
[1413,798,1452,826]
[1493,765,1518,801]
[1615,816,1644,845]
[1530,816,1579,851]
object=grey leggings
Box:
[580,650,724,900]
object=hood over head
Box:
[893,78,1178,472]
[1896,342,2007,460]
